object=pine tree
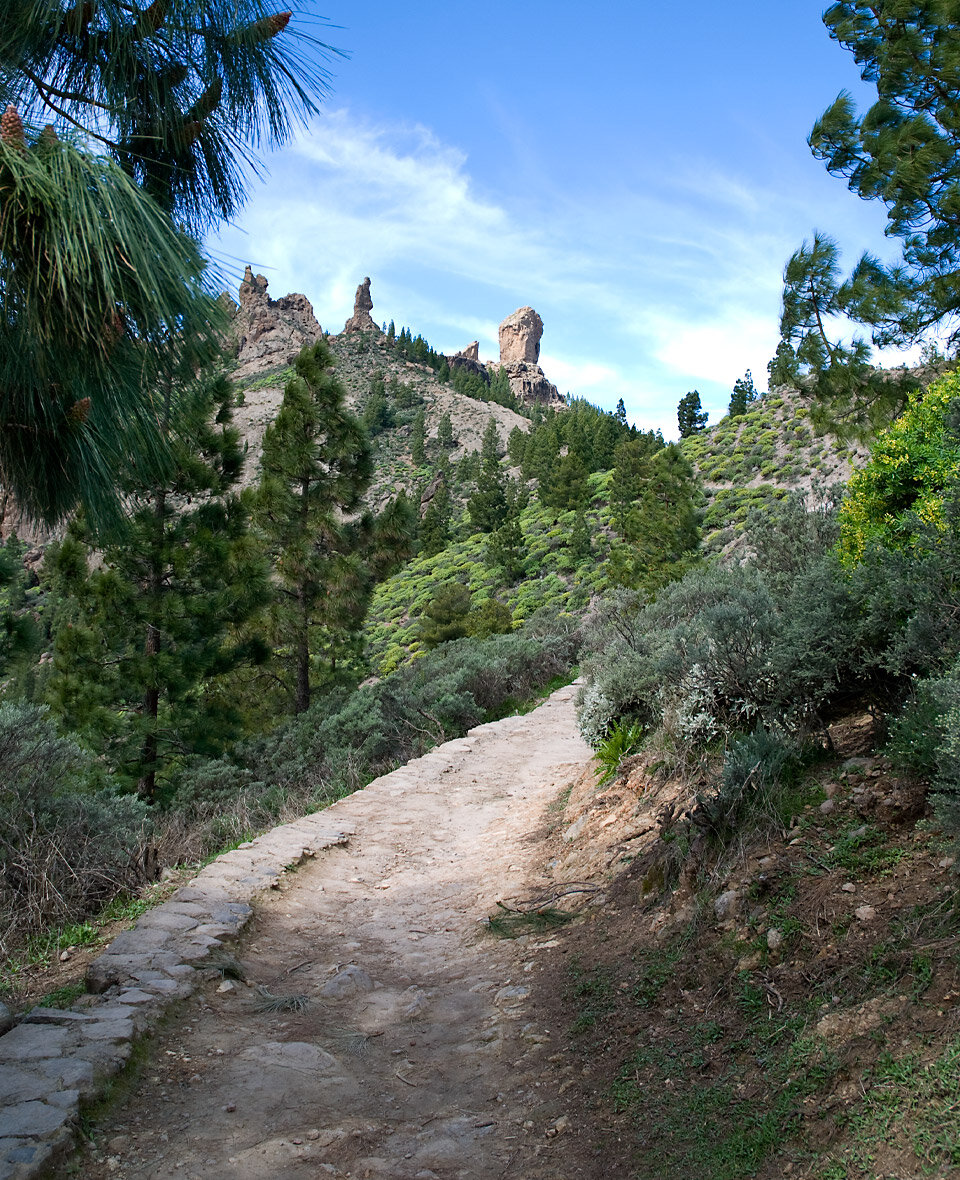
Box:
[610,434,665,534]
[0,539,41,683]
[1,2,336,231]
[419,583,472,648]
[0,2,335,524]
[467,419,507,534]
[507,426,528,467]
[46,375,270,798]
[437,412,456,451]
[254,342,412,714]
[677,390,707,438]
[614,398,628,426]
[774,3,960,430]
[569,510,592,561]
[0,116,224,526]
[362,371,394,438]
[411,409,427,466]
[540,452,589,512]
[419,478,452,557]
[486,516,525,582]
[728,370,757,418]
[609,444,700,591]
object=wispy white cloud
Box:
[209,106,882,433]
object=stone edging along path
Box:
[0,796,356,1180]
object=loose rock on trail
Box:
[71,683,593,1180]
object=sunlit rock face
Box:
[498,307,564,408]
[342,276,380,334]
[234,266,323,377]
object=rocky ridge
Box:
[233,266,323,381]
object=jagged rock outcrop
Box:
[419,470,447,511]
[449,354,489,382]
[499,307,542,365]
[498,306,564,408]
[504,360,563,407]
[447,340,488,383]
[234,266,323,377]
[342,277,380,334]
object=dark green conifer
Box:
[419,583,472,648]
[254,342,411,714]
[774,3,960,430]
[47,375,270,798]
[467,419,506,534]
[728,370,757,418]
[437,412,456,451]
[677,391,707,438]
[411,409,427,466]
[540,452,589,512]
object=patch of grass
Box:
[568,960,618,1033]
[98,893,152,924]
[816,1039,960,1177]
[631,943,684,1008]
[253,985,309,1013]
[612,1026,840,1180]
[487,903,574,940]
[38,981,87,1009]
[828,824,908,876]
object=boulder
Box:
[497,306,564,408]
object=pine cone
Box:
[37,124,60,153]
[257,11,291,39]
[69,398,92,424]
[1,105,26,151]
[103,312,125,350]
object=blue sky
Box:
[208,2,904,436]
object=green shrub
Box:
[0,703,151,955]
[692,727,802,843]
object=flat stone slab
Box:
[0,1101,72,1139]
[0,813,352,1178]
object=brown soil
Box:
[515,721,960,1179]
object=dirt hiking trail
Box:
[71,684,595,1180]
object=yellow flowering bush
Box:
[838,370,960,563]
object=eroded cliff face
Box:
[232,265,324,380]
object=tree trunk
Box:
[294,585,310,714]
[137,489,166,799]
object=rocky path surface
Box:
[70,684,592,1180]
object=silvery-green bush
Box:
[0,702,150,952]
